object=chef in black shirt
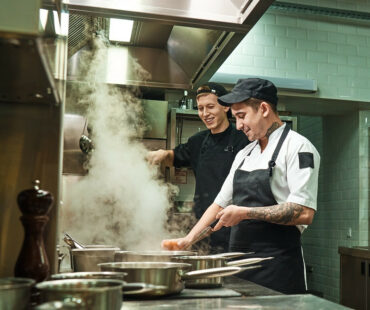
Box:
[148,82,249,253]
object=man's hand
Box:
[161,236,192,250]
[146,149,174,167]
[147,150,166,165]
[213,205,246,231]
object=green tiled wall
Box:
[281,0,370,12]
[218,12,370,102]
[300,114,360,302]
[359,111,370,244]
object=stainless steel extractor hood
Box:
[63,0,275,89]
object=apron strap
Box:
[268,124,290,176]
[237,140,257,169]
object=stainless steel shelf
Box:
[0,35,67,106]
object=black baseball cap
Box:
[218,78,278,107]
[196,82,228,98]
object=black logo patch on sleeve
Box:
[298,152,314,169]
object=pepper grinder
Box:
[14,180,54,282]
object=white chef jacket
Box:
[214,123,320,233]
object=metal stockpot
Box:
[114,250,197,262]
[36,279,123,310]
[0,277,35,310]
[71,247,120,271]
[172,255,270,288]
[99,262,244,297]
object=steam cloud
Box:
[61,35,179,250]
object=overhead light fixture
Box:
[109,18,134,42]
[53,11,69,36]
[39,9,68,36]
[39,9,48,30]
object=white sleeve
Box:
[286,139,320,210]
[214,149,246,208]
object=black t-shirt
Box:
[173,123,249,210]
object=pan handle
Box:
[226,256,274,267]
[122,283,167,296]
[183,219,219,250]
[181,265,260,281]
[210,252,254,259]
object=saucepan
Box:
[99,262,246,297]
[172,255,273,288]
[70,247,120,271]
[50,272,164,296]
[0,277,35,310]
[35,279,123,310]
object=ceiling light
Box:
[39,9,68,36]
[39,9,48,30]
[109,18,134,42]
[53,11,69,36]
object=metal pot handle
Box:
[34,297,85,309]
[122,283,167,295]
[181,266,249,280]
[210,252,254,259]
[226,256,274,267]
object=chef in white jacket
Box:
[162,78,320,294]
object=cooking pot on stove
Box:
[71,246,120,271]
[0,277,35,310]
[114,250,197,262]
[51,272,127,281]
[99,262,245,297]
[172,255,271,288]
[36,279,123,310]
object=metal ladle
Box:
[63,232,84,249]
[183,219,219,250]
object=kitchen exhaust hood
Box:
[211,73,318,93]
[63,0,275,89]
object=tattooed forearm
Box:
[246,202,306,225]
[265,122,281,139]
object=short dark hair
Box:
[244,97,277,113]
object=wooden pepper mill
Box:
[14,180,54,282]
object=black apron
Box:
[230,125,306,294]
[193,125,236,253]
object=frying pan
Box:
[99,262,247,297]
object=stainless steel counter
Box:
[223,276,280,297]
[121,294,349,309]
[121,277,349,309]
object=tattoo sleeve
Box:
[265,122,280,139]
[246,202,305,225]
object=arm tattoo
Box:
[265,122,280,139]
[246,202,304,224]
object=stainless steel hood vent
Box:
[65,0,274,89]
[68,14,108,57]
